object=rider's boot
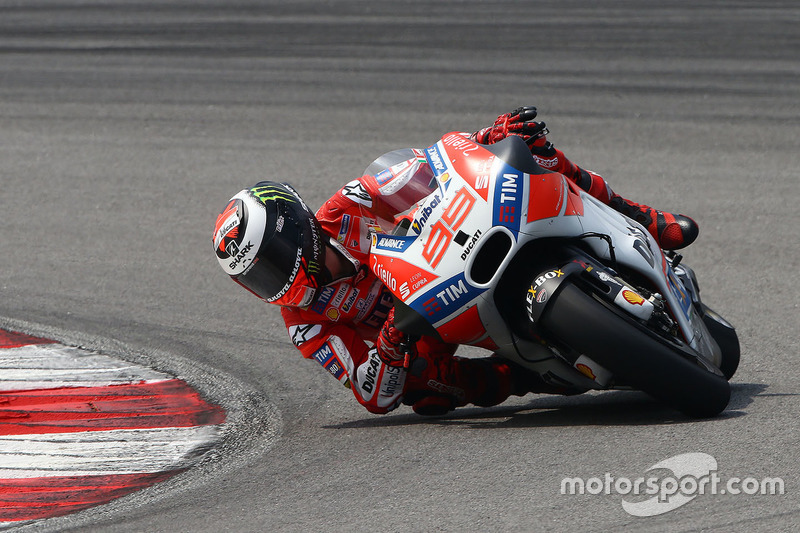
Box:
[564,164,699,250]
[533,145,699,250]
[607,193,699,250]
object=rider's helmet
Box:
[212,181,326,308]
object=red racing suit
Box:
[280,148,463,414]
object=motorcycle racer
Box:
[211,107,699,416]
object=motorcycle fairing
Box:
[370,133,720,372]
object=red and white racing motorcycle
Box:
[367,133,739,418]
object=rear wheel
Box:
[540,282,730,418]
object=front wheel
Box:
[540,282,730,418]
[699,303,740,380]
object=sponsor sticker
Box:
[289,324,322,347]
[312,342,350,385]
[342,180,373,207]
[493,168,522,231]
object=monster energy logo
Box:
[250,185,297,205]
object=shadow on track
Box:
[325,382,769,430]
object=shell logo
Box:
[576,363,597,380]
[622,289,645,306]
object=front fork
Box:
[525,253,657,328]
[525,249,724,382]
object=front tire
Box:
[540,282,730,418]
[700,304,740,380]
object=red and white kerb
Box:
[0,329,226,526]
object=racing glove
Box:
[376,308,413,368]
[471,106,583,180]
[471,106,549,147]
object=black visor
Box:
[235,183,325,305]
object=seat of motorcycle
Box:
[481,134,551,176]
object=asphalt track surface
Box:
[1,1,798,531]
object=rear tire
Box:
[540,282,730,418]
